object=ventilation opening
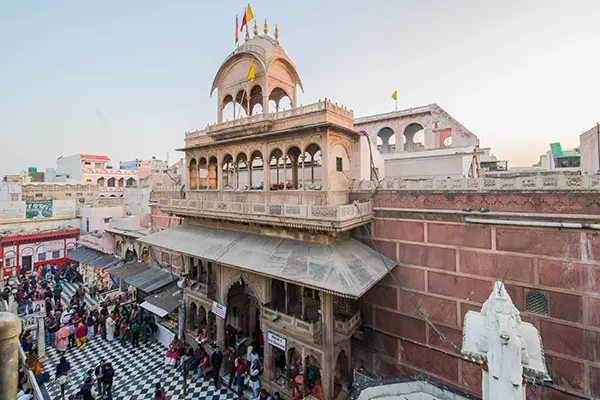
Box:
[525,290,548,316]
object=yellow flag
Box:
[246,4,254,22]
[247,60,255,85]
[391,90,397,100]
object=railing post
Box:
[0,312,22,400]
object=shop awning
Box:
[140,284,183,317]
[137,224,396,299]
[108,262,177,293]
[67,247,121,270]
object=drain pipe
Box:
[464,216,600,230]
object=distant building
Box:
[354,104,480,179]
[0,182,22,202]
[537,143,580,171]
[48,154,138,197]
[579,123,600,174]
[0,198,79,277]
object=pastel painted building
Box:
[51,154,138,197]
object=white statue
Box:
[462,281,549,400]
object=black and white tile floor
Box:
[43,282,237,399]
[59,281,99,308]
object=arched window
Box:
[377,127,396,154]
[249,150,264,190]
[269,149,284,190]
[404,123,425,151]
[286,146,302,189]
[222,154,234,189]
[198,157,208,189]
[188,159,198,190]
[208,156,218,189]
[303,144,322,190]
[235,153,248,190]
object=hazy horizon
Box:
[1,1,599,176]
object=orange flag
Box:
[235,15,239,44]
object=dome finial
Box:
[264,19,268,35]
[253,21,259,36]
[245,25,250,41]
[274,24,279,41]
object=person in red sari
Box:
[165,335,183,366]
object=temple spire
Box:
[274,24,279,41]
[253,21,259,36]
[263,19,268,35]
[245,25,250,41]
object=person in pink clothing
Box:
[55,324,70,353]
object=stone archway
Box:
[335,349,351,393]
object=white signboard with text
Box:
[211,300,227,320]
[267,331,287,351]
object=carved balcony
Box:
[185,280,216,299]
[183,99,354,149]
[157,197,373,232]
[262,305,323,345]
[334,309,362,338]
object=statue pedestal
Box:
[482,371,525,400]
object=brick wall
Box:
[351,191,600,399]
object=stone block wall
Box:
[351,190,600,400]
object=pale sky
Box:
[1,1,599,175]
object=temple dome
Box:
[210,35,303,95]
[211,34,303,122]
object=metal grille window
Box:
[526,290,548,315]
[38,253,46,261]
[52,250,61,259]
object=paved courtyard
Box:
[42,282,237,400]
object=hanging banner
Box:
[211,300,227,320]
[267,331,287,351]
[25,200,53,219]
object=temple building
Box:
[138,24,395,400]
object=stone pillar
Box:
[0,312,22,400]
[320,292,334,400]
[262,326,275,380]
[37,317,47,362]
[216,265,226,348]
[217,95,223,124]
[178,302,185,340]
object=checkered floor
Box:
[60,281,99,308]
[43,325,237,399]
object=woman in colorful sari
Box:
[75,322,87,349]
[165,335,182,366]
[55,324,70,352]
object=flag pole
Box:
[395,98,398,111]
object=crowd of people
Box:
[6,262,317,400]
[4,263,145,399]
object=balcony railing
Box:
[262,306,322,341]
[184,99,354,148]
[159,198,373,222]
[352,171,600,192]
[334,310,362,336]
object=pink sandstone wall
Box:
[351,190,600,400]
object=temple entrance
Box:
[334,350,350,396]
[304,354,322,398]
[225,281,262,357]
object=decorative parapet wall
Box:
[158,198,373,232]
[184,99,354,148]
[352,171,600,192]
